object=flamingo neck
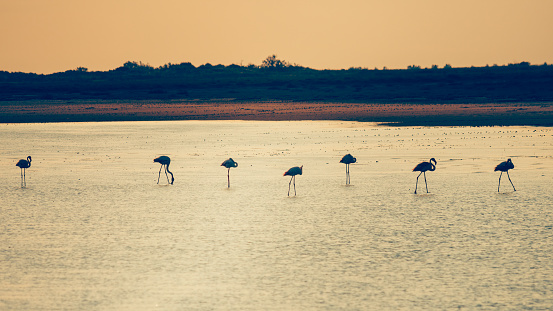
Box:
[166,164,174,184]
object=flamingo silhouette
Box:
[153,156,174,184]
[413,158,436,194]
[221,158,238,188]
[495,158,515,192]
[284,165,303,196]
[16,156,32,186]
[340,154,356,185]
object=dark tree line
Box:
[1,56,552,103]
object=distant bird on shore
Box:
[340,154,356,185]
[154,156,174,185]
[413,158,436,194]
[16,156,32,187]
[495,158,516,192]
[221,158,238,188]
[284,165,303,196]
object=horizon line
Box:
[1,60,549,76]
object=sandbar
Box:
[0,100,551,126]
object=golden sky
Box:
[2,0,552,73]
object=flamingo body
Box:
[16,157,32,169]
[413,158,436,172]
[221,158,238,168]
[284,166,303,177]
[495,159,515,192]
[340,154,356,165]
[221,158,238,187]
[413,158,436,194]
[154,156,174,184]
[494,159,514,172]
[284,165,303,196]
[340,154,356,184]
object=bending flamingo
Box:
[413,158,436,194]
[154,156,174,185]
[340,154,356,185]
[284,165,303,196]
[221,158,238,188]
[16,156,32,186]
[495,158,515,192]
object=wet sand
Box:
[1,100,552,126]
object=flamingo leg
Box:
[498,171,502,192]
[346,164,350,184]
[228,168,230,188]
[157,165,163,184]
[164,165,170,183]
[507,171,516,191]
[415,171,422,194]
[293,175,296,196]
[424,172,428,193]
[345,165,348,184]
[288,176,293,196]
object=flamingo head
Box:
[430,158,437,165]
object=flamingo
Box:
[495,158,515,192]
[284,165,303,196]
[413,158,436,194]
[16,156,32,186]
[153,156,174,184]
[221,158,238,188]
[340,154,356,185]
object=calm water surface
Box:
[1,121,552,310]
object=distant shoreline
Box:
[1,100,552,127]
[2,63,552,126]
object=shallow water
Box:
[1,121,552,310]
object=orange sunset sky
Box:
[1,0,552,74]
